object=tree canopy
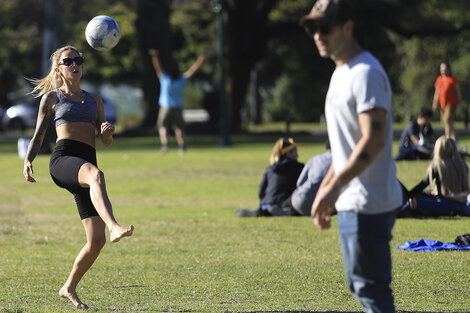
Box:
[2,0,470,132]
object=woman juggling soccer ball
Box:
[23,45,134,310]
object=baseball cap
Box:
[299,0,354,28]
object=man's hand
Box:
[311,184,340,230]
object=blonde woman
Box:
[406,136,470,216]
[236,138,304,217]
[23,45,134,309]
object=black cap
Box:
[299,0,354,28]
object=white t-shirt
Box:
[325,51,402,214]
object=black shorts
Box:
[49,139,99,219]
[157,107,185,130]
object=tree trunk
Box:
[136,0,172,130]
[225,0,278,132]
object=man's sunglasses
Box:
[304,23,337,37]
[59,57,84,66]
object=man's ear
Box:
[344,20,354,34]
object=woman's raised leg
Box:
[78,163,133,242]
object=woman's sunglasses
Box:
[59,57,84,66]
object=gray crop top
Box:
[54,88,98,127]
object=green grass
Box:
[2,133,470,312]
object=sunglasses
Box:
[304,23,338,37]
[58,57,84,66]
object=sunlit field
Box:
[2,132,470,312]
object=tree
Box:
[223,0,280,131]
[135,0,172,130]
[358,0,470,120]
[0,0,139,107]
[4,0,470,132]
[0,0,43,105]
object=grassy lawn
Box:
[1,132,470,312]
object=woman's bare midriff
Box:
[56,122,97,148]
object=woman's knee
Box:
[79,163,105,186]
[93,170,105,185]
[89,235,106,251]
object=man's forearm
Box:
[328,109,386,192]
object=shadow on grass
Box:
[229,311,470,313]
[225,311,360,313]
[399,311,470,313]
[3,310,469,313]
[0,130,329,153]
[110,129,330,151]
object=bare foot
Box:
[109,224,134,243]
[59,287,88,310]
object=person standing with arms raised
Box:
[148,49,205,154]
[300,1,403,312]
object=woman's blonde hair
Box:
[269,138,298,165]
[428,136,469,196]
[28,45,82,98]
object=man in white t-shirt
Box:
[300,0,403,312]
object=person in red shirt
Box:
[432,62,462,139]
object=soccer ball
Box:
[85,15,120,51]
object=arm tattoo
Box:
[371,120,382,131]
[358,152,370,163]
[26,138,42,162]
[25,93,53,162]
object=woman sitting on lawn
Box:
[236,138,304,217]
[399,136,470,217]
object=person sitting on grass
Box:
[395,107,434,161]
[236,138,304,217]
[398,136,470,217]
[290,140,332,216]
